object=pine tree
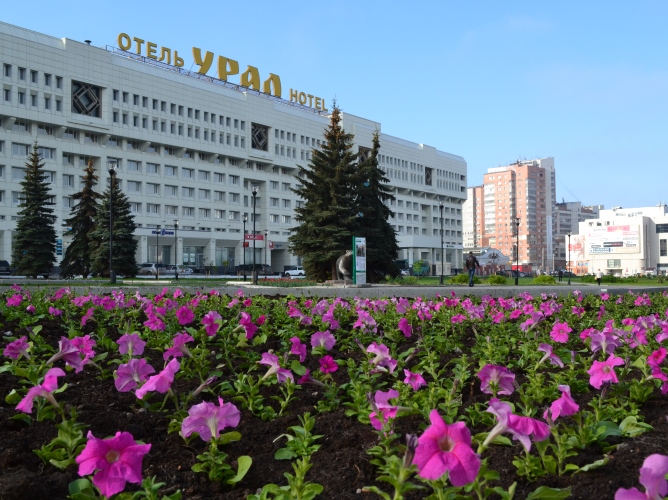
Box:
[355,132,400,281]
[289,105,359,281]
[12,142,57,278]
[59,159,101,278]
[89,174,138,277]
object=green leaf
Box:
[227,455,252,484]
[361,486,391,500]
[9,413,31,426]
[595,421,621,439]
[31,325,43,336]
[68,478,97,499]
[526,486,572,499]
[5,389,22,404]
[291,360,307,376]
[274,448,297,460]
[619,416,653,437]
[0,364,13,375]
[572,456,609,474]
[632,355,647,369]
[217,431,241,446]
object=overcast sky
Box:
[3,1,667,209]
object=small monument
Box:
[335,250,353,281]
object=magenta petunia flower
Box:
[202,311,222,336]
[319,355,338,374]
[76,431,151,498]
[587,354,625,389]
[536,343,564,368]
[311,331,336,351]
[239,311,258,339]
[182,397,241,442]
[16,367,65,413]
[590,331,621,356]
[297,369,325,387]
[175,305,195,325]
[290,337,307,362]
[544,385,579,422]
[476,364,515,396]
[48,306,63,317]
[6,294,22,307]
[3,336,30,360]
[71,335,96,364]
[143,313,165,331]
[81,307,95,326]
[369,389,400,431]
[117,333,146,356]
[135,359,180,399]
[550,321,572,343]
[412,409,480,485]
[484,398,550,452]
[403,369,427,391]
[114,358,155,393]
[398,318,412,337]
[46,336,89,373]
[451,314,466,324]
[648,347,667,369]
[26,304,36,314]
[163,332,194,361]
[366,342,397,374]
[259,352,294,383]
[615,454,668,500]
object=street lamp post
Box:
[107,161,117,284]
[567,231,572,285]
[174,220,179,281]
[264,229,268,270]
[242,216,247,281]
[515,217,520,286]
[439,200,444,285]
[251,185,258,285]
[155,224,160,281]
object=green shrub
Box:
[534,275,556,285]
[486,275,508,285]
[581,275,595,283]
[601,275,619,283]
[450,273,480,285]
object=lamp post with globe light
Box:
[251,185,258,285]
[107,160,117,284]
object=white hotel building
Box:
[0,22,467,273]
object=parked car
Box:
[237,264,273,276]
[0,260,12,276]
[165,265,194,275]
[284,266,305,277]
[137,263,166,276]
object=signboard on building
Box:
[352,237,367,285]
[586,225,639,254]
[244,234,265,241]
[151,230,174,236]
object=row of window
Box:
[3,87,63,111]
[3,64,63,88]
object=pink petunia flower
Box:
[239,312,258,339]
[117,333,146,357]
[26,304,36,314]
[71,335,97,364]
[289,337,307,362]
[311,331,336,351]
[537,344,564,368]
[476,364,515,396]
[403,369,427,390]
[49,306,63,317]
[615,454,668,500]
[398,318,412,337]
[46,337,90,373]
[543,385,579,422]
[648,347,666,369]
[16,367,65,413]
[550,322,572,343]
[587,354,625,389]
[412,409,480,485]
[114,358,155,392]
[259,352,294,383]
[451,314,466,324]
[3,336,31,360]
[6,294,22,307]
[175,305,195,325]
[76,431,151,498]
[297,369,325,387]
[319,355,338,374]
[81,307,95,326]
[484,398,550,452]
[202,311,222,336]
[181,397,241,441]
[163,332,194,361]
[369,389,400,431]
[135,359,180,399]
[366,342,397,374]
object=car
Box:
[284,266,305,277]
[137,263,166,276]
[165,265,194,275]
[237,264,273,276]
[0,260,12,276]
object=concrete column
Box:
[205,238,216,267]
[138,236,148,263]
[1,230,13,262]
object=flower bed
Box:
[2,286,668,499]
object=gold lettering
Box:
[298,92,306,105]
[315,97,322,109]
[132,37,145,54]
[174,51,184,67]
[262,73,282,97]
[158,47,171,64]
[307,94,314,107]
[241,65,260,90]
[289,88,298,102]
[146,42,157,59]
[192,47,214,75]
[118,33,131,51]
[217,56,239,81]
[322,99,328,112]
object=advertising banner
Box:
[586,225,639,255]
[352,237,367,285]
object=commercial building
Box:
[577,205,668,276]
[554,201,602,271]
[0,22,467,273]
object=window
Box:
[214,173,225,183]
[31,94,37,106]
[84,133,98,143]
[56,99,62,111]
[62,153,74,165]
[215,209,226,219]
[37,125,53,136]
[165,205,178,216]
[106,136,119,147]
[199,208,210,219]
[146,163,159,175]
[63,197,74,208]
[229,211,240,221]
[165,185,178,197]
[198,189,210,200]
[18,91,25,104]
[127,181,141,193]
[147,143,158,153]
[152,99,158,110]
[195,110,200,119]
[183,207,194,217]
[3,89,10,102]
[127,140,139,150]
[56,76,62,89]
[170,103,176,114]
[165,165,177,177]
[662,239,667,257]
[182,187,194,198]
[270,214,279,223]
[12,143,29,156]
[31,70,37,83]
[214,191,225,202]
[65,129,79,140]
[146,203,160,215]
[12,167,26,181]
[133,94,139,106]
[113,89,119,101]
[130,202,141,214]
[127,160,140,173]
[251,123,269,151]
[63,174,74,187]
[133,116,138,127]
[282,182,291,191]
[3,64,11,77]
[270,197,278,207]
[198,170,210,181]
[230,175,240,185]
[270,181,279,190]
[231,193,240,203]
[281,215,292,224]
[182,168,194,179]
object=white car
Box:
[284,266,305,277]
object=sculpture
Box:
[336,250,353,280]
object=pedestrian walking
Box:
[558,269,563,282]
[465,252,481,287]
[596,269,603,286]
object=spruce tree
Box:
[60,159,101,278]
[12,142,57,278]
[289,105,359,281]
[355,132,400,281]
[89,174,138,277]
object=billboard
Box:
[586,225,639,255]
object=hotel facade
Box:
[0,22,467,273]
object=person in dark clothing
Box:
[465,252,481,287]
[558,269,563,282]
